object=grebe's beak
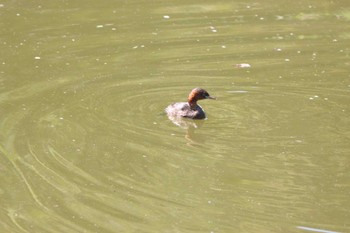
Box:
[206,96,216,100]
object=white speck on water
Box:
[34,56,41,60]
[16,13,20,16]
[96,25,103,28]
[59,117,64,120]
[275,48,282,51]
[72,38,75,42]
[235,63,251,68]
[208,200,212,204]
[163,15,170,19]
[221,45,226,48]
[285,58,290,62]
[209,26,217,32]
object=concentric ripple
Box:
[0,73,222,232]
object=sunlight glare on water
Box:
[0,0,350,232]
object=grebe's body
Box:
[165,88,215,119]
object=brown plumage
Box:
[165,88,215,119]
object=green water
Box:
[1,0,349,232]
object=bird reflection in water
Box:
[166,114,206,145]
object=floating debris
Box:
[163,15,170,19]
[309,95,319,100]
[210,26,217,33]
[34,56,41,60]
[132,45,145,49]
[235,63,251,68]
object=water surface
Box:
[1,0,350,232]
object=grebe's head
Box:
[188,88,215,102]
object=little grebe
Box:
[165,88,215,119]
